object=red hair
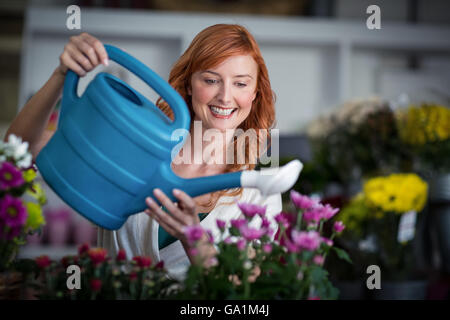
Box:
[156,24,276,208]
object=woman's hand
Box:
[145,188,200,244]
[145,188,217,266]
[57,32,109,77]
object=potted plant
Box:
[175,190,351,300]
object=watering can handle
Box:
[62,44,190,129]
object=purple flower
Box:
[236,238,246,251]
[0,194,27,228]
[274,212,294,228]
[0,162,25,190]
[303,210,322,223]
[262,243,272,253]
[224,237,233,244]
[321,237,334,247]
[284,238,300,253]
[313,255,325,266]
[182,225,204,245]
[237,202,266,219]
[261,218,271,229]
[333,221,346,233]
[291,230,321,251]
[319,203,340,220]
[303,203,339,223]
[216,219,226,231]
[290,190,319,210]
[206,230,214,244]
[231,218,247,230]
[264,227,274,238]
[239,225,265,241]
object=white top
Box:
[97,188,282,281]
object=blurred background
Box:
[0,0,449,299]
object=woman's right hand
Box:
[57,32,109,77]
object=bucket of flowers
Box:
[0,134,47,298]
[175,190,351,300]
[337,173,429,299]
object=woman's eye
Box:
[205,79,218,84]
[236,82,247,88]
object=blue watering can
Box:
[36,44,303,230]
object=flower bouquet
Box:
[0,134,46,272]
[174,190,351,300]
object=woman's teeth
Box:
[209,105,236,116]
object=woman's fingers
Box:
[72,35,99,66]
[145,208,178,236]
[145,199,183,237]
[172,189,197,214]
[59,50,85,76]
[80,32,109,65]
[59,33,108,77]
[65,42,93,72]
[152,189,183,218]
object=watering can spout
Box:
[181,159,303,198]
[130,159,303,214]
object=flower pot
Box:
[371,280,428,300]
[429,173,450,274]
[0,272,23,300]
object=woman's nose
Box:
[216,82,232,106]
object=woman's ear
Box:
[251,90,257,102]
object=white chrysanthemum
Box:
[17,153,32,169]
[3,134,32,168]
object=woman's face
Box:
[188,55,258,132]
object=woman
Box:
[5,24,281,280]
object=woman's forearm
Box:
[4,66,66,154]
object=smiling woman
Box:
[6,24,281,281]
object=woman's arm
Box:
[4,32,108,160]
[4,67,65,159]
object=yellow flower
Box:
[398,103,450,146]
[25,201,46,231]
[26,183,47,205]
[23,169,37,183]
[363,173,428,214]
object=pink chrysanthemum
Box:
[183,225,204,245]
[237,202,266,219]
[0,194,27,228]
[0,162,25,190]
[290,190,320,210]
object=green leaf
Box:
[333,247,353,264]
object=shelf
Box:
[18,244,79,260]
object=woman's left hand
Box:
[145,188,200,245]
